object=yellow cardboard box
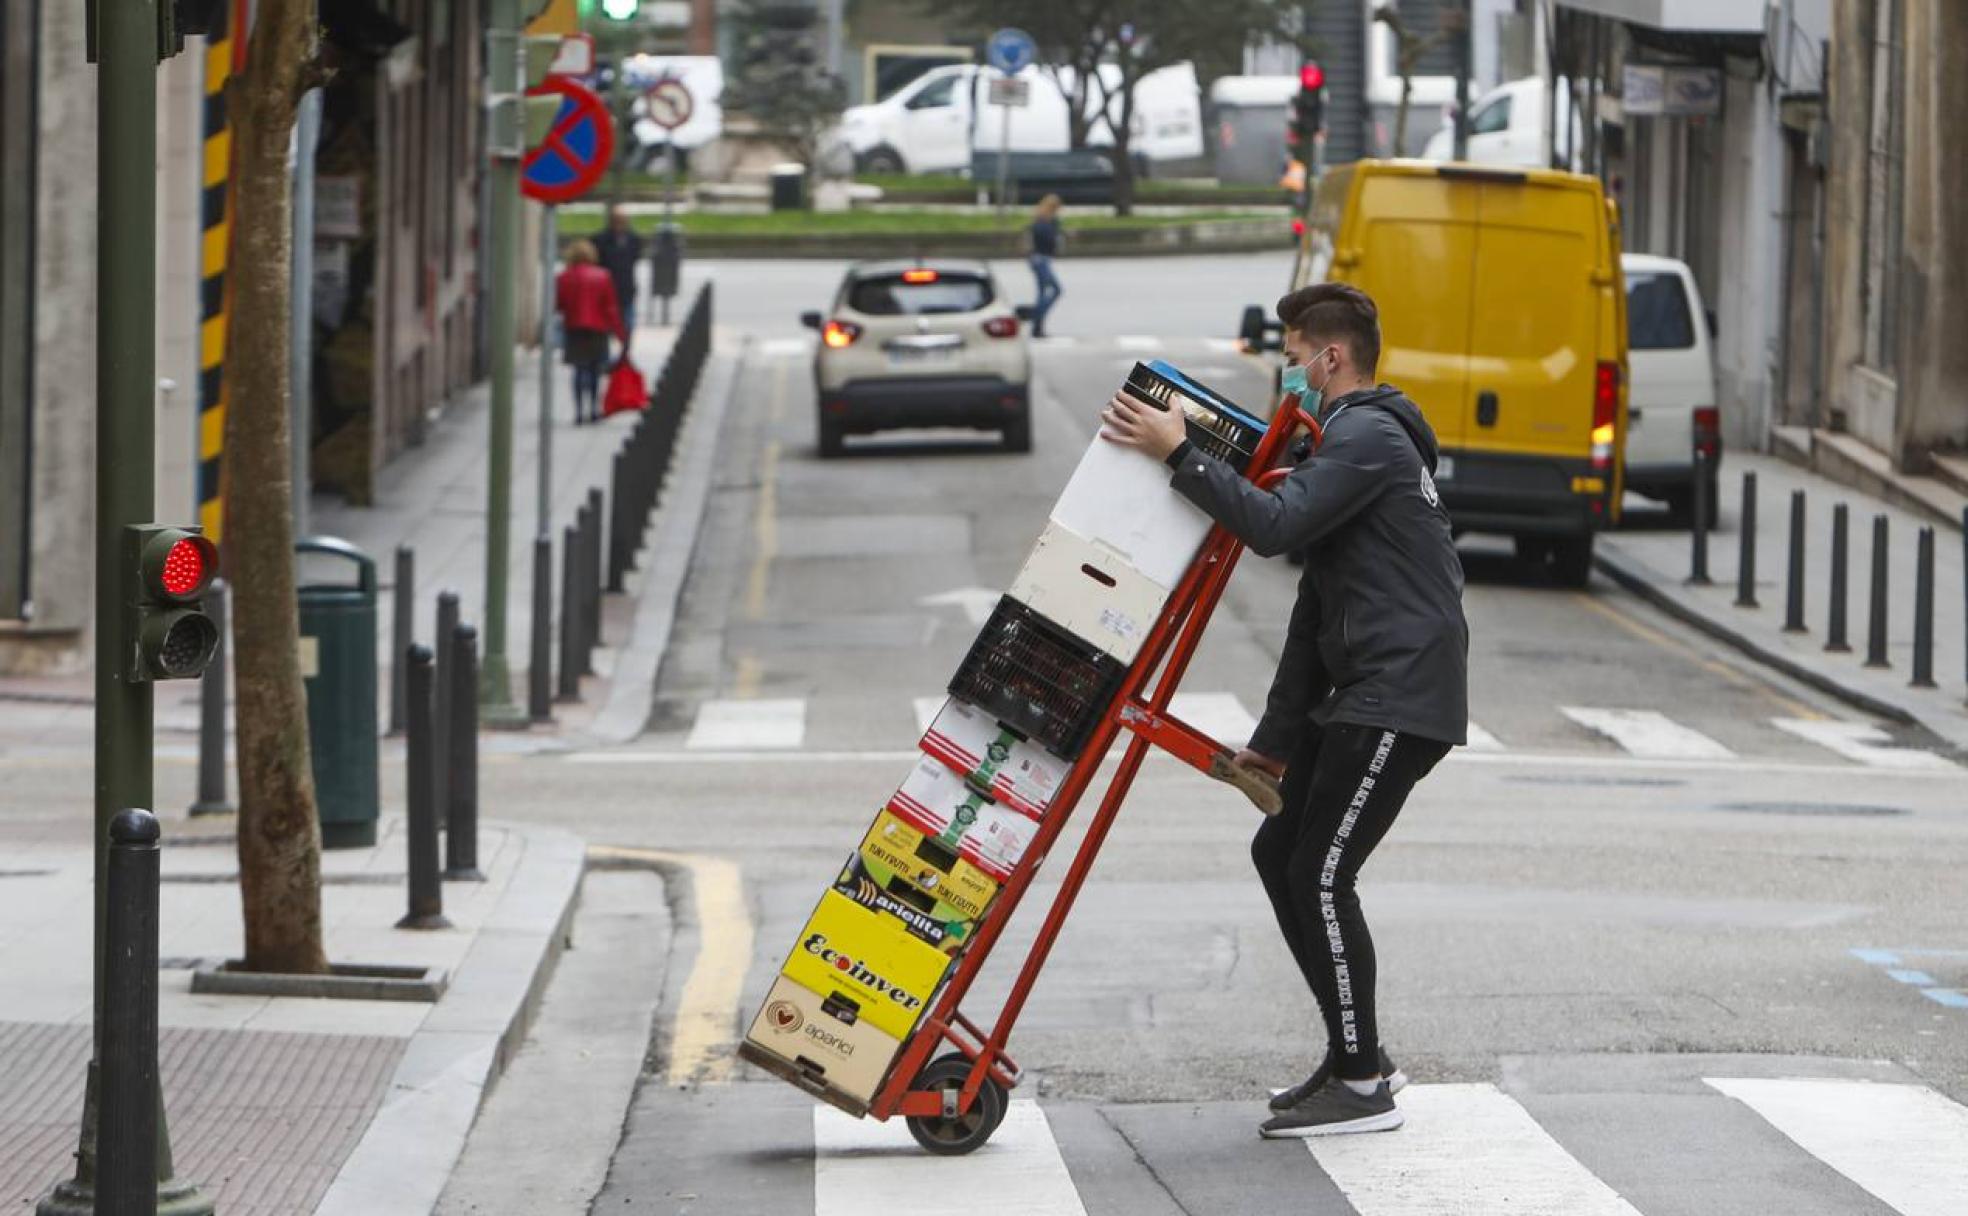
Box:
[857,807,1001,925]
[834,854,980,955]
[741,973,907,1115]
[781,888,954,1040]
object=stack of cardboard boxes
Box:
[740,362,1267,1116]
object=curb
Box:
[588,346,742,744]
[312,824,586,1216]
[1594,544,1928,730]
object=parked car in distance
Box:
[802,260,1033,458]
[1621,252,1720,517]
[1421,77,1581,170]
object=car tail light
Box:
[901,268,939,284]
[821,319,862,349]
[1591,360,1619,472]
[1692,406,1720,458]
[982,316,1019,338]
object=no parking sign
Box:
[522,77,614,204]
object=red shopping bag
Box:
[602,358,648,417]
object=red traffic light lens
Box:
[1300,62,1325,91]
[160,538,208,597]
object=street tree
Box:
[722,0,847,189]
[1373,3,1467,153]
[222,0,332,975]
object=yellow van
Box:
[1294,160,1628,585]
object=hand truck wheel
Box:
[904,1053,1008,1156]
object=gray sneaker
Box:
[1268,1048,1407,1112]
[1260,1078,1404,1139]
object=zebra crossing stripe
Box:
[1308,1083,1642,1215]
[1203,337,1243,353]
[814,1100,1086,1216]
[1560,707,1735,760]
[1464,721,1505,751]
[1771,719,1959,770]
[1706,1077,1968,1216]
[756,336,811,358]
[1115,335,1162,352]
[912,696,944,736]
[1167,692,1258,748]
[685,698,805,750]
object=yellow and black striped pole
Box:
[195,4,240,543]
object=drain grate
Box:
[1504,774,1688,788]
[1718,801,1907,817]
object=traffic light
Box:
[125,525,220,681]
[1289,61,1325,154]
[599,0,637,19]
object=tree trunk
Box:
[1394,67,1413,153]
[1112,70,1139,217]
[224,0,330,976]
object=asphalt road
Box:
[470,260,1968,1214]
[8,256,1961,1214]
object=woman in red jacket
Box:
[556,239,628,424]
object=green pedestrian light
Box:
[599,0,637,20]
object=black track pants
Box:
[1250,723,1450,1080]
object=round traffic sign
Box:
[522,78,614,205]
[644,77,694,131]
[986,27,1036,74]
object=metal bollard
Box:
[557,523,583,703]
[1912,526,1936,688]
[1826,504,1851,652]
[1962,507,1967,700]
[389,545,414,735]
[528,535,554,723]
[399,644,449,929]
[577,502,598,676]
[446,623,485,880]
[190,580,234,815]
[587,485,607,640]
[1688,451,1712,584]
[1866,514,1890,668]
[608,450,629,592]
[1783,490,1806,632]
[99,808,161,1212]
[433,590,460,830]
[1735,471,1758,608]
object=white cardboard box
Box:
[1008,521,1175,663]
[887,754,1038,880]
[919,697,1069,820]
[742,973,907,1114]
[1049,436,1213,589]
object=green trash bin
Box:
[297,537,380,848]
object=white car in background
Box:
[1621,252,1720,516]
[1421,77,1581,169]
[801,260,1033,458]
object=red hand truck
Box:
[873,391,1324,1154]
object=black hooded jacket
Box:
[1165,385,1469,749]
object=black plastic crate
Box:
[948,598,1128,760]
[1125,360,1267,470]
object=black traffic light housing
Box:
[125,525,221,682]
[1290,61,1326,155]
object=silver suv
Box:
[800,260,1033,457]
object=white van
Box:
[833,63,1204,176]
[1421,77,1580,169]
[1621,252,1720,514]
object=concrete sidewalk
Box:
[1599,451,1968,752]
[0,814,585,1216]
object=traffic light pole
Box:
[37,0,211,1211]
[480,0,528,726]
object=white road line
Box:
[1559,706,1735,760]
[1168,692,1259,748]
[1308,1083,1642,1216]
[1706,1077,1968,1216]
[684,698,806,750]
[1771,718,1958,770]
[814,1100,1085,1216]
[912,696,945,736]
[1031,335,1079,348]
[755,337,811,358]
[1464,721,1505,751]
[1203,337,1242,353]
[1115,335,1163,352]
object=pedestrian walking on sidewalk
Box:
[1100,282,1469,1139]
[594,204,645,332]
[556,239,628,425]
[1026,194,1064,338]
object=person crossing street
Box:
[1100,281,1469,1138]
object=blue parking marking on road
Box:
[1887,968,1938,985]
[1919,989,1968,1009]
[1849,948,1901,965]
